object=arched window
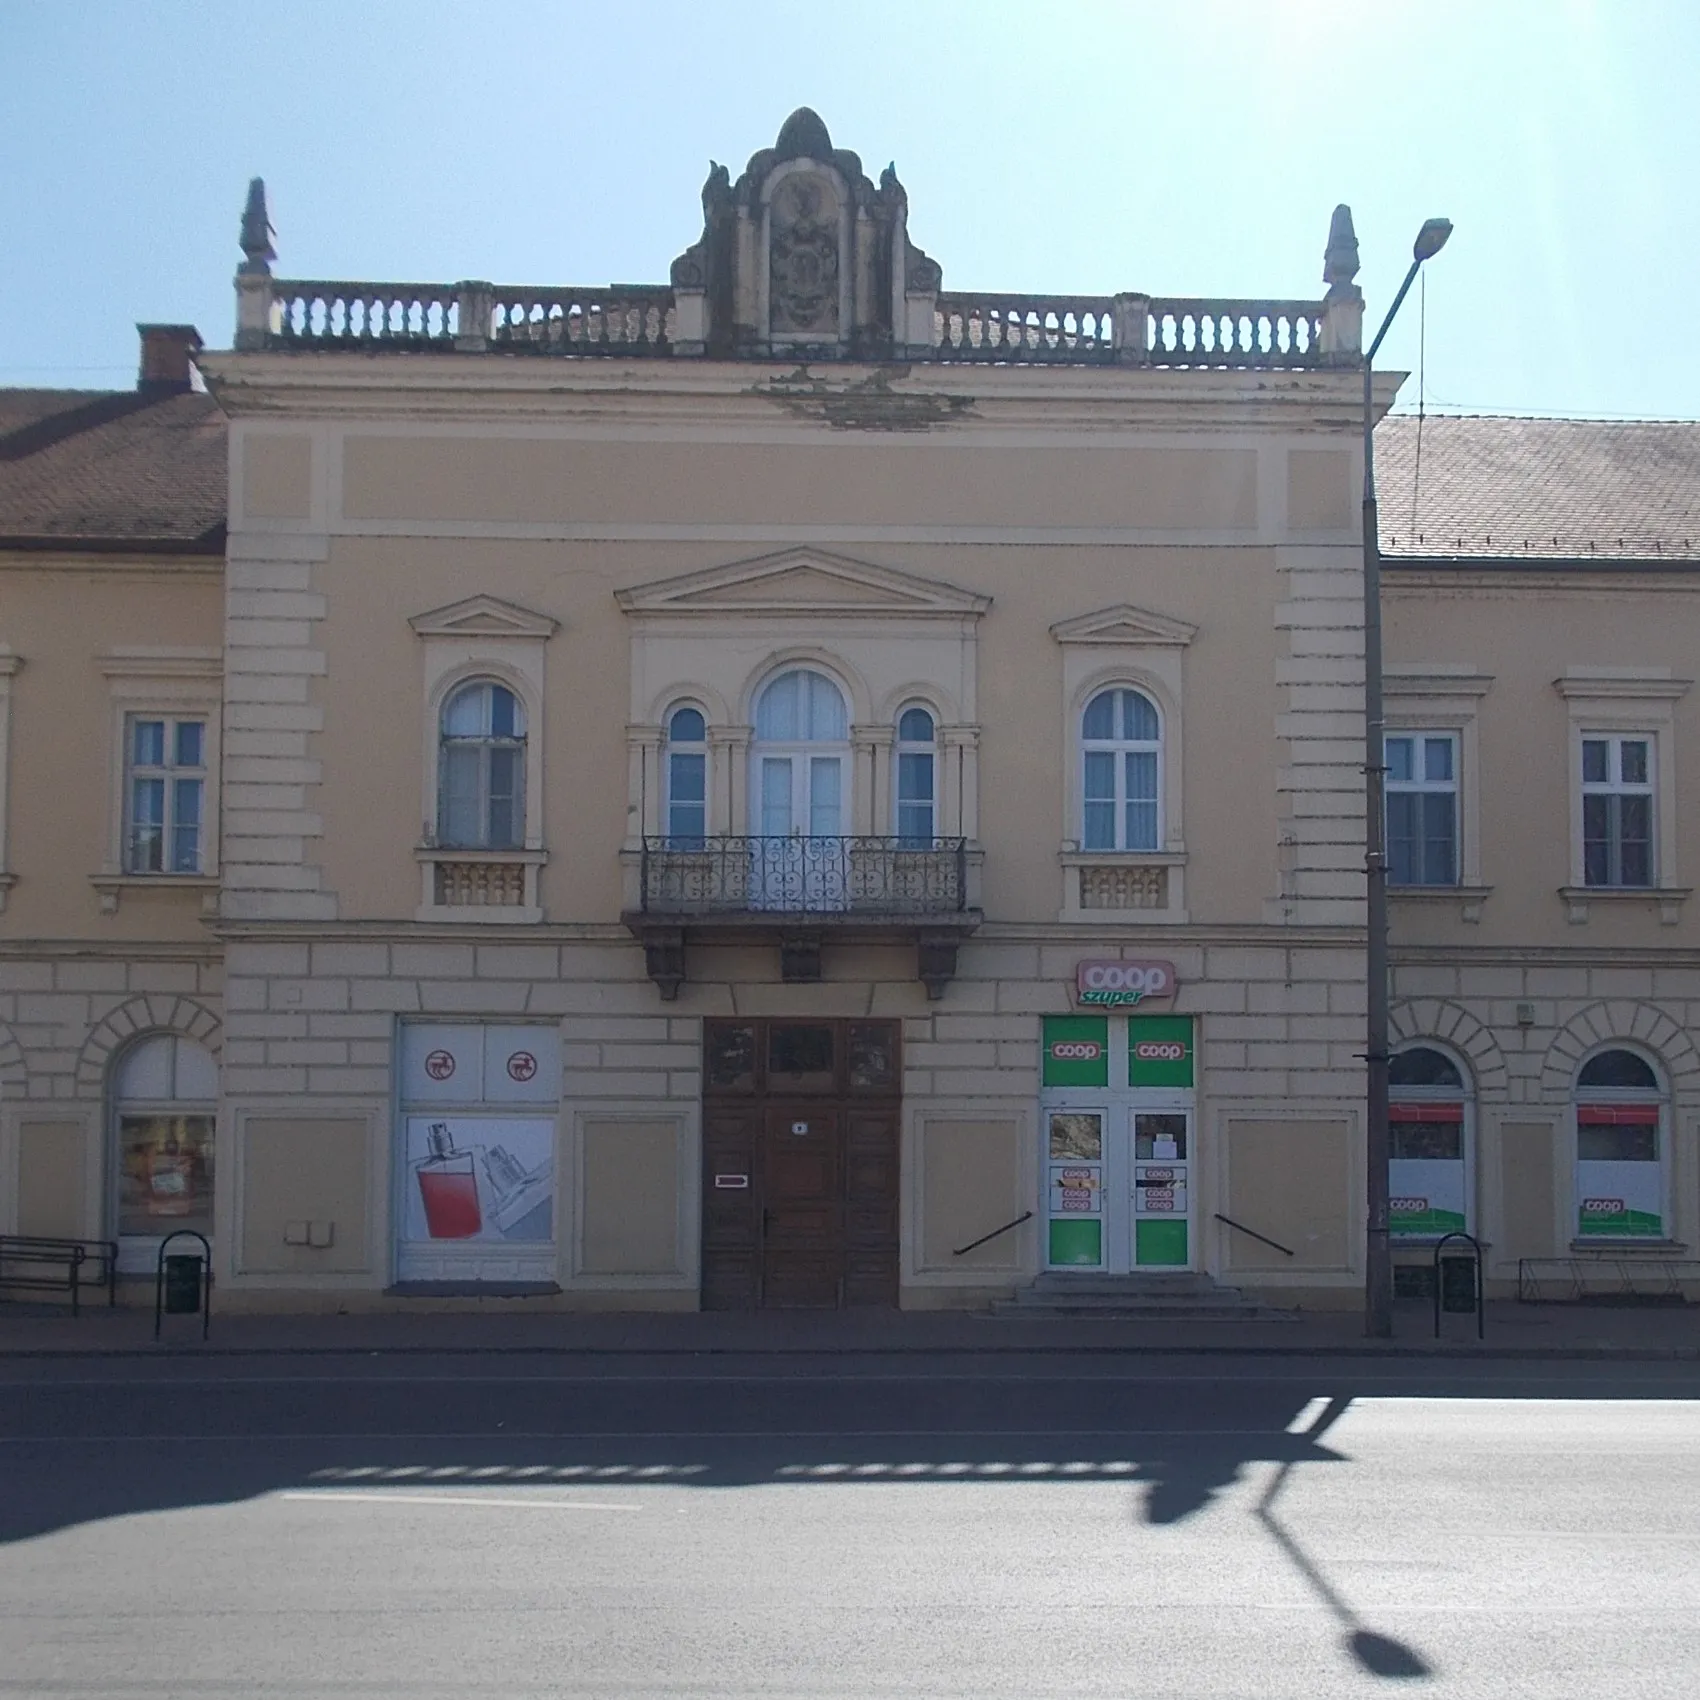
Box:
[439,680,526,850]
[665,705,707,848]
[896,705,936,847]
[1575,1046,1666,1241]
[751,669,849,838]
[1081,687,1160,851]
[112,1034,217,1246]
[1389,1044,1472,1238]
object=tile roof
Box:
[1376,414,1700,562]
[0,388,226,550]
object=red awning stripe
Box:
[1577,1103,1660,1125]
[1390,1101,1464,1123]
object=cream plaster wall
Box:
[1386,573,1700,948]
[0,563,222,940]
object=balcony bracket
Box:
[636,925,687,1001]
[916,930,962,1000]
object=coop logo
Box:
[1581,1198,1626,1216]
[1133,1040,1187,1063]
[1047,1041,1103,1063]
[1075,960,1177,1007]
[1389,1197,1429,1214]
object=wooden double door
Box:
[701,1018,901,1309]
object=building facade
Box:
[2,112,1696,1312]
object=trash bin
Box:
[1439,1254,1477,1313]
[163,1254,202,1314]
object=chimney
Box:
[136,324,203,394]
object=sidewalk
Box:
[0,1297,1696,1359]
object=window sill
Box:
[1058,850,1188,922]
[1390,883,1493,924]
[91,873,219,916]
[1568,1238,1688,1255]
[1560,885,1691,927]
[416,847,546,921]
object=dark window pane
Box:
[1390,1118,1463,1160]
[1578,1049,1657,1090]
[1385,737,1413,783]
[1082,692,1115,740]
[1582,740,1609,784]
[669,706,705,742]
[489,686,517,738]
[898,707,933,743]
[1123,691,1159,741]
[705,1024,756,1091]
[1135,1113,1187,1159]
[670,751,705,805]
[768,1024,835,1089]
[1421,793,1456,885]
[132,719,165,766]
[1578,1122,1658,1162]
[1423,737,1453,782]
[1621,740,1649,785]
[1390,1047,1464,1088]
[174,720,204,768]
[1387,792,1418,885]
[1619,794,1652,885]
[1583,794,1611,886]
[848,1023,898,1091]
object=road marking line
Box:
[276,1490,642,1511]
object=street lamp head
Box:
[1412,218,1453,263]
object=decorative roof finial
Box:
[774,107,833,162]
[239,177,276,278]
[1323,203,1361,303]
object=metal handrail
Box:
[953,1210,1033,1257]
[1212,1213,1295,1258]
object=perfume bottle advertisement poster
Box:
[403,1117,554,1244]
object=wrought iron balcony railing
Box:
[637,836,970,918]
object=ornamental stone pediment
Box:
[408,594,559,640]
[616,548,991,620]
[1049,604,1198,647]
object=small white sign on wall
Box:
[400,1024,559,1104]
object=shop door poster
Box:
[402,1117,554,1244]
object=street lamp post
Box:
[1363,217,1452,1339]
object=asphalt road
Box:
[2,1352,1698,1698]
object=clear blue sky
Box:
[4,0,1697,417]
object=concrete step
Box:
[991,1270,1298,1322]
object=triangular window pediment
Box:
[617,548,990,620]
[1049,604,1197,648]
[409,594,559,640]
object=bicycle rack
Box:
[1431,1230,1483,1341]
[154,1229,212,1341]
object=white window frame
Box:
[94,648,222,915]
[1571,1043,1671,1249]
[436,679,528,852]
[1579,733,1654,889]
[1387,1041,1475,1241]
[1556,670,1690,925]
[122,713,211,876]
[409,597,556,924]
[894,702,938,847]
[1384,730,1459,889]
[1080,686,1164,853]
[1384,667,1493,922]
[663,702,709,848]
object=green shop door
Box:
[1040,1015,1196,1273]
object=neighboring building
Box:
[1,112,1695,1312]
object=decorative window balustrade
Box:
[248,280,1337,368]
[637,836,969,918]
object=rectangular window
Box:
[1582,735,1654,887]
[897,750,935,847]
[124,716,206,874]
[1385,733,1457,886]
[668,751,706,848]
